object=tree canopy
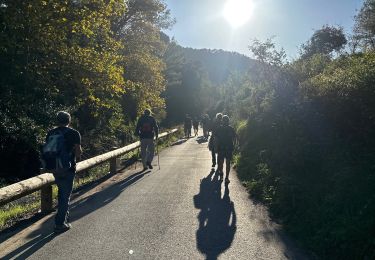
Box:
[354,0,375,50]
[300,25,347,58]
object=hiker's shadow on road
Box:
[171,139,188,146]
[193,170,237,260]
[68,169,149,223]
[196,136,208,144]
[1,169,149,260]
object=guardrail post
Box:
[110,157,118,175]
[41,185,53,213]
[109,147,119,175]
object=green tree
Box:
[354,0,375,50]
[162,39,185,124]
[0,0,127,179]
[248,38,286,67]
[114,0,175,121]
[300,25,347,58]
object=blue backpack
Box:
[42,128,72,173]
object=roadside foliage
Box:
[230,25,375,260]
[0,0,172,180]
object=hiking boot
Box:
[142,167,148,172]
[54,223,71,233]
[147,162,153,169]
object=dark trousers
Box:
[211,149,217,166]
[54,170,75,226]
[218,150,233,176]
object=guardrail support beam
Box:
[0,129,177,208]
[41,185,53,213]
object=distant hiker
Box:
[208,113,223,168]
[42,111,82,233]
[135,109,159,171]
[184,114,192,138]
[201,114,211,140]
[193,117,199,136]
[216,115,237,184]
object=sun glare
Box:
[223,0,254,28]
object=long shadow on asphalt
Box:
[196,136,208,144]
[193,169,237,260]
[171,138,188,146]
[1,169,150,260]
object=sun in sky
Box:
[223,0,254,28]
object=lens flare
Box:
[223,0,254,28]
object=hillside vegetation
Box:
[223,4,375,257]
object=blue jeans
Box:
[54,170,75,226]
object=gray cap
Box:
[57,111,71,125]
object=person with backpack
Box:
[209,113,223,169]
[184,114,192,138]
[42,111,82,233]
[202,114,211,140]
[216,115,237,184]
[135,109,159,171]
[193,117,199,136]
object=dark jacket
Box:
[184,117,192,128]
[216,125,236,152]
[135,115,159,139]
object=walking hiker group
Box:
[183,111,237,184]
[184,115,201,138]
[208,113,237,184]
[41,107,235,234]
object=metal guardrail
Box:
[0,129,178,213]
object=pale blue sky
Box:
[164,0,364,59]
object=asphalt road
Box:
[1,133,309,260]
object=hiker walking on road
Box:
[216,115,237,184]
[209,113,223,169]
[193,117,199,136]
[42,111,82,233]
[184,114,192,138]
[135,109,159,171]
[201,114,211,140]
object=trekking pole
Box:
[135,147,139,170]
[156,138,160,170]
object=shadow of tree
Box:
[193,170,237,260]
[1,169,150,260]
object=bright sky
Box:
[164,0,364,59]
